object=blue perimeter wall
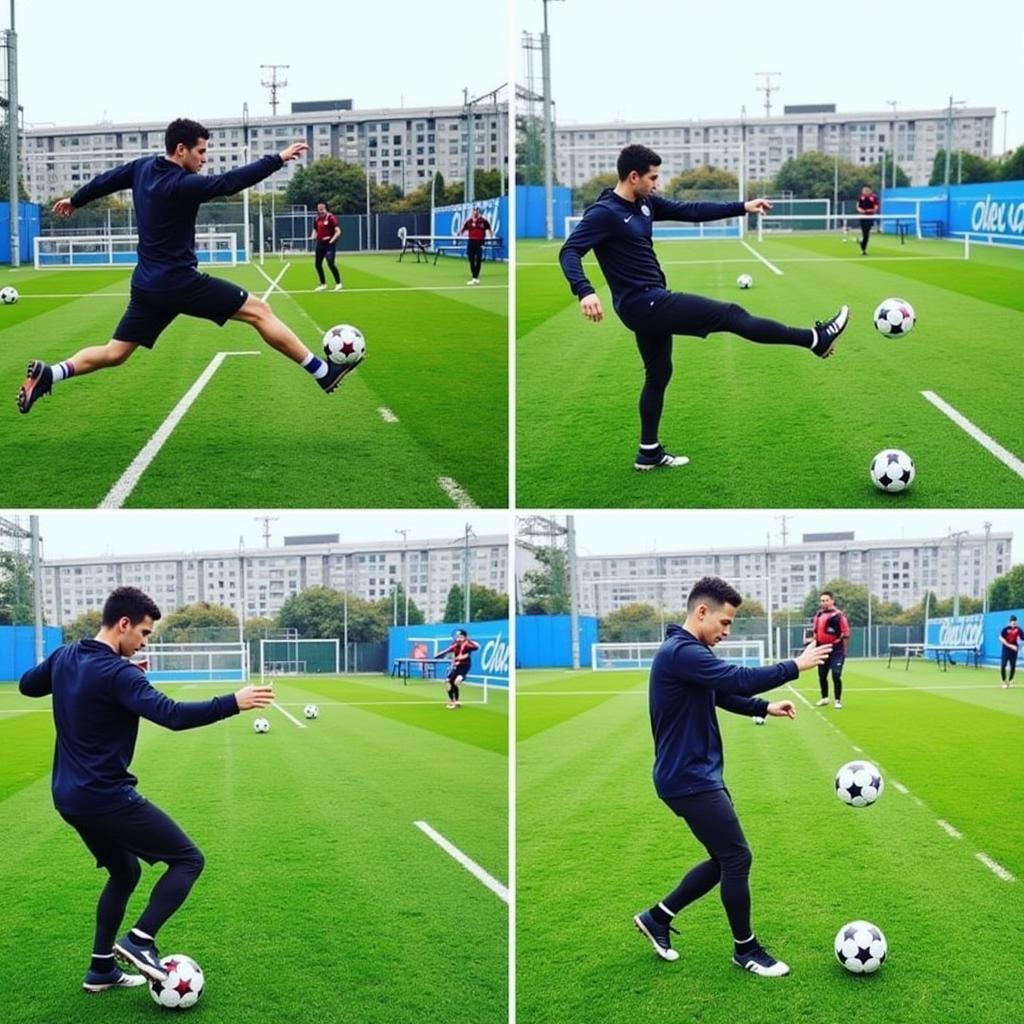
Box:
[388,620,509,688]
[516,185,572,239]
[432,196,508,260]
[0,202,42,263]
[926,606,1024,666]
[882,180,1024,246]
[516,615,599,669]
[1,626,64,682]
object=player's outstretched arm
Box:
[766,700,796,719]
[744,198,773,215]
[234,684,275,711]
[180,142,308,202]
[63,160,139,212]
[793,640,833,672]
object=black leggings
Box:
[661,788,754,941]
[62,799,205,952]
[633,292,811,445]
[859,218,873,251]
[315,243,340,284]
[467,242,484,279]
[818,649,845,699]
[1001,647,1018,681]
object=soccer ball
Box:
[752,716,766,726]
[873,297,915,336]
[148,954,205,1009]
[737,274,753,289]
[0,286,18,304]
[870,449,915,493]
[253,717,270,734]
[322,323,366,366]
[835,760,884,807]
[304,703,319,720]
[835,921,887,974]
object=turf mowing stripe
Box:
[258,262,290,300]
[938,819,963,838]
[975,852,1016,882]
[921,390,1024,480]
[413,820,510,903]
[98,351,262,508]
[377,406,399,422]
[271,702,306,728]
[739,239,783,275]
[437,476,478,508]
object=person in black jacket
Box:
[19,586,274,992]
[559,144,849,471]
[632,576,831,977]
[18,118,353,415]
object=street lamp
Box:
[395,529,409,626]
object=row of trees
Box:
[60,582,509,646]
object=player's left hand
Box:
[766,700,796,719]
[744,198,773,215]
[279,142,310,162]
[52,198,75,217]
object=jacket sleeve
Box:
[715,691,770,717]
[669,642,799,697]
[650,194,747,223]
[558,204,613,300]
[70,161,140,208]
[115,665,240,730]
[173,154,285,202]
[839,614,851,641]
[19,653,55,697]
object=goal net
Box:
[565,213,741,242]
[35,232,240,269]
[138,642,248,683]
[591,639,765,671]
[756,211,922,242]
[259,639,339,683]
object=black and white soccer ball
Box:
[835,921,887,974]
[736,273,753,289]
[253,717,270,734]
[835,760,884,807]
[149,953,205,1009]
[322,323,366,366]
[870,449,915,493]
[873,297,915,336]
[0,285,18,305]
[304,703,319,720]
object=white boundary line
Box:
[891,781,909,795]
[738,240,783,275]
[937,819,962,839]
[414,820,509,904]
[377,407,399,423]
[921,390,1024,480]
[975,852,1016,882]
[438,476,478,509]
[270,702,307,729]
[786,684,813,709]
[257,262,290,301]
[98,351,261,509]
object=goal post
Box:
[34,232,240,269]
[259,638,339,683]
[139,641,248,683]
[756,211,922,242]
[591,638,765,671]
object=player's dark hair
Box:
[1011,615,1019,622]
[165,118,210,154]
[821,590,835,600]
[456,629,468,638]
[617,144,661,181]
[687,576,743,612]
[101,586,162,627]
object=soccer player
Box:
[856,184,880,254]
[310,201,343,291]
[437,629,480,708]
[999,614,1022,688]
[18,586,275,992]
[17,118,353,415]
[632,576,832,977]
[459,206,493,285]
[811,591,851,708]
[559,144,849,471]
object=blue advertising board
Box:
[515,615,598,669]
[882,180,1024,246]
[432,196,508,260]
[0,626,64,682]
[926,606,1024,666]
[388,620,509,688]
[516,184,572,239]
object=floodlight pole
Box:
[566,515,580,670]
[6,2,19,268]
[30,514,42,664]
[541,0,564,240]
[982,521,992,615]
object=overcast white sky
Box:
[8,0,510,127]
[522,0,1024,151]
[1,512,508,561]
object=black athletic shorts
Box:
[448,660,471,683]
[114,274,249,348]
[60,796,201,869]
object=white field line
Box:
[99,352,261,508]
[270,702,306,729]
[274,699,485,707]
[937,819,963,839]
[921,391,1024,480]
[975,853,1016,882]
[892,781,909,795]
[516,255,959,268]
[786,684,813,709]
[437,476,478,509]
[413,820,509,904]
[515,689,645,697]
[377,407,399,423]
[793,684,998,693]
[852,745,864,753]
[739,240,783,275]
[258,263,290,301]
[10,282,503,300]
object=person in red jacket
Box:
[437,629,480,708]
[999,614,1022,687]
[310,201,343,291]
[856,185,880,254]
[459,207,493,286]
[812,591,851,708]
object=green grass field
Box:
[0,674,508,1024]
[517,234,1024,506]
[0,254,507,507]
[517,663,1023,1024]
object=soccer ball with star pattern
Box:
[834,760,884,807]
[322,323,366,366]
[148,954,205,1009]
[835,921,888,974]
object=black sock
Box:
[734,935,758,954]
[130,928,154,947]
[91,953,116,973]
[452,685,460,702]
[648,903,672,926]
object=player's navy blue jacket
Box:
[648,625,799,800]
[19,640,239,815]
[559,189,747,329]
[69,154,284,290]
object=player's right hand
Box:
[279,142,309,162]
[52,198,75,217]
[235,685,275,710]
[794,640,833,671]
[580,294,603,322]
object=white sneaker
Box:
[1002,682,1009,689]
[834,701,843,709]
[314,284,327,292]
[334,283,344,291]
[814,698,829,707]
[445,702,455,709]
[466,279,477,286]
[733,943,790,977]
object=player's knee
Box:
[109,854,142,889]
[721,843,752,877]
[178,847,205,879]
[106,342,134,366]
[245,297,272,324]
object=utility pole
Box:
[566,515,580,670]
[943,95,966,186]
[395,529,409,626]
[260,64,289,116]
[775,514,791,547]
[6,0,20,268]
[254,516,279,548]
[982,521,992,614]
[755,72,781,119]
[463,523,474,623]
[1001,110,1009,155]
[541,0,565,240]
[886,100,899,188]
[949,529,968,618]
